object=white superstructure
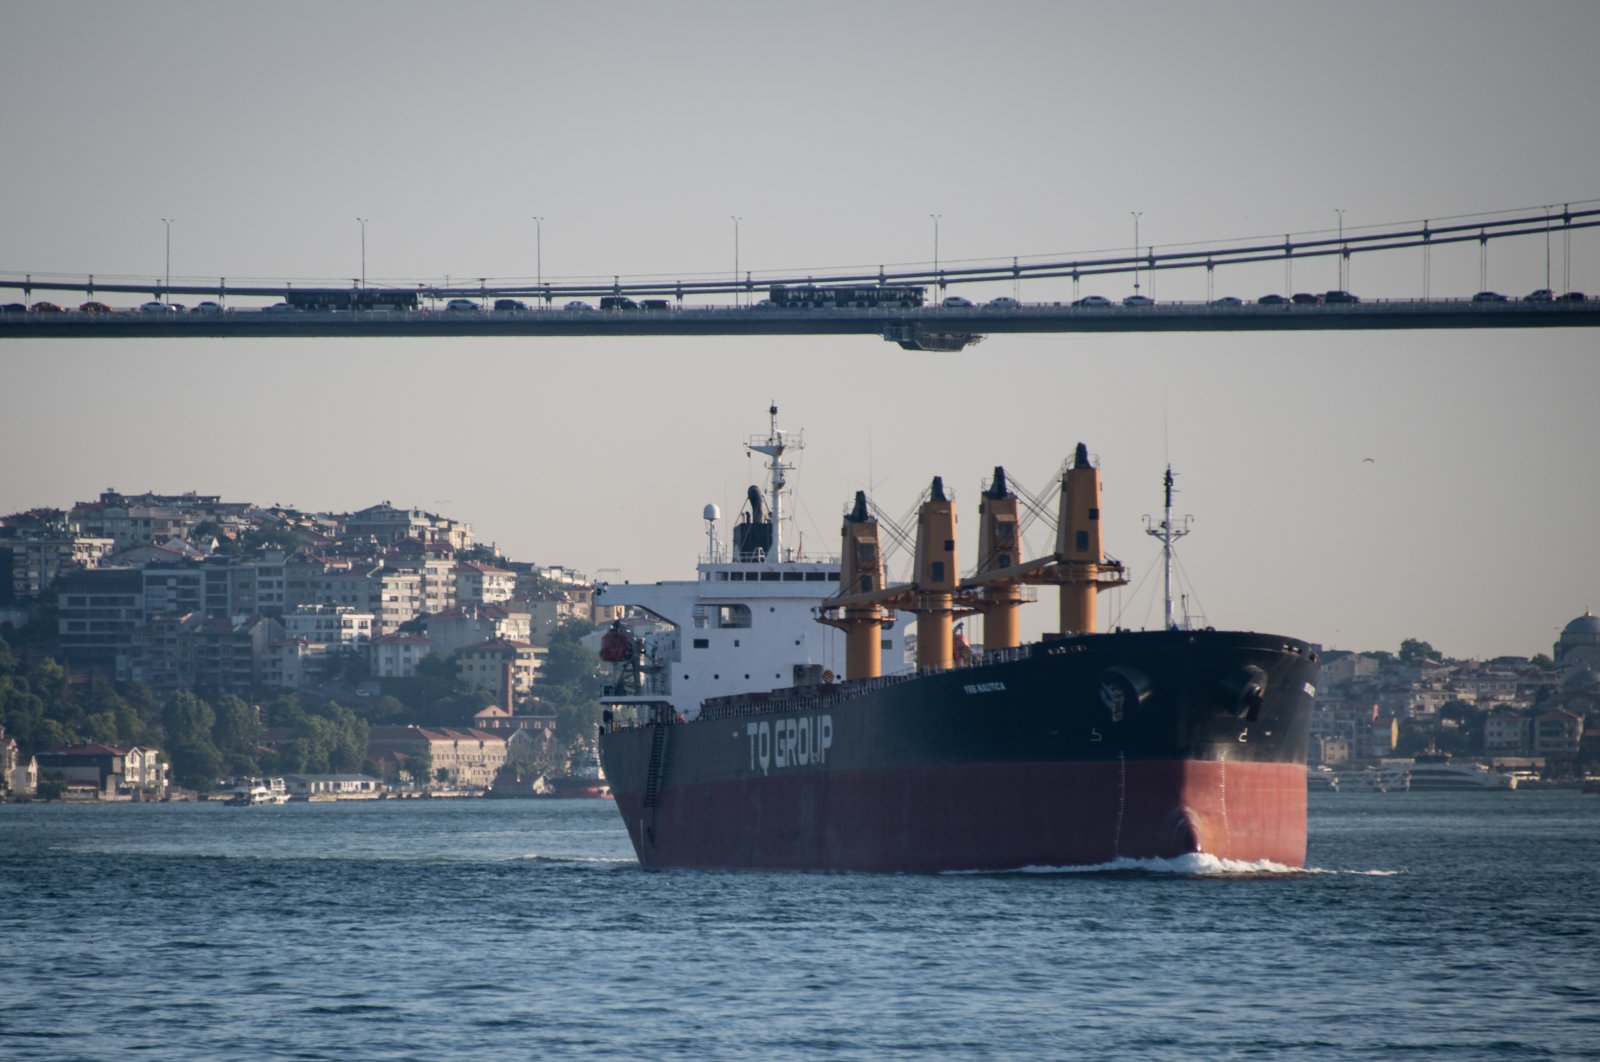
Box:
[599,406,908,721]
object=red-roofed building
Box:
[366,725,507,788]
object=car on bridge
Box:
[1209,296,1243,307]
[1,303,26,313]
[445,298,481,312]
[191,301,224,314]
[942,295,974,308]
[1258,294,1289,306]
[1471,291,1508,303]
[263,302,294,313]
[79,301,114,313]
[1291,292,1322,305]
[1123,294,1154,307]
[986,297,1021,309]
[138,301,175,313]
[1072,295,1112,308]
[564,301,593,312]
[1323,290,1360,304]
[493,298,528,312]
[1524,289,1554,302]
[1558,291,1587,302]
[31,301,65,313]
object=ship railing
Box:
[698,671,923,722]
[963,644,1035,668]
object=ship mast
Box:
[747,403,800,563]
[1143,465,1192,630]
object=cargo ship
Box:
[596,407,1318,872]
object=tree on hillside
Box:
[1399,638,1438,663]
[536,620,607,742]
[162,692,223,789]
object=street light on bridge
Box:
[531,217,544,298]
[161,218,173,303]
[357,218,368,288]
[1130,212,1142,294]
[731,216,742,307]
[1334,208,1346,290]
[929,214,941,291]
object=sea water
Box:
[2,793,1596,1060]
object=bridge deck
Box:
[2,300,1596,340]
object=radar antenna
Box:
[746,403,802,563]
[1143,465,1193,630]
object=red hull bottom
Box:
[616,760,1306,872]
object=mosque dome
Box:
[1561,610,1600,640]
[1555,610,1600,666]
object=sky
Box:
[2,0,1598,661]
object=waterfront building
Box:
[366,726,507,788]
[34,742,166,799]
[282,774,382,799]
[1531,708,1583,757]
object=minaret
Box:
[974,466,1024,650]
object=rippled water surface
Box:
[3,793,1597,1059]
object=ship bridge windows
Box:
[759,572,780,582]
[782,572,804,581]
[717,604,753,628]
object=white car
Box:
[986,297,1021,309]
[942,295,974,308]
[1122,294,1155,307]
[191,301,224,314]
[445,298,480,312]
[564,300,593,312]
[138,300,177,313]
[262,302,295,313]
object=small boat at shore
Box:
[224,777,290,805]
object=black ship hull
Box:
[598,629,1318,872]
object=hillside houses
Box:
[1,491,604,703]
